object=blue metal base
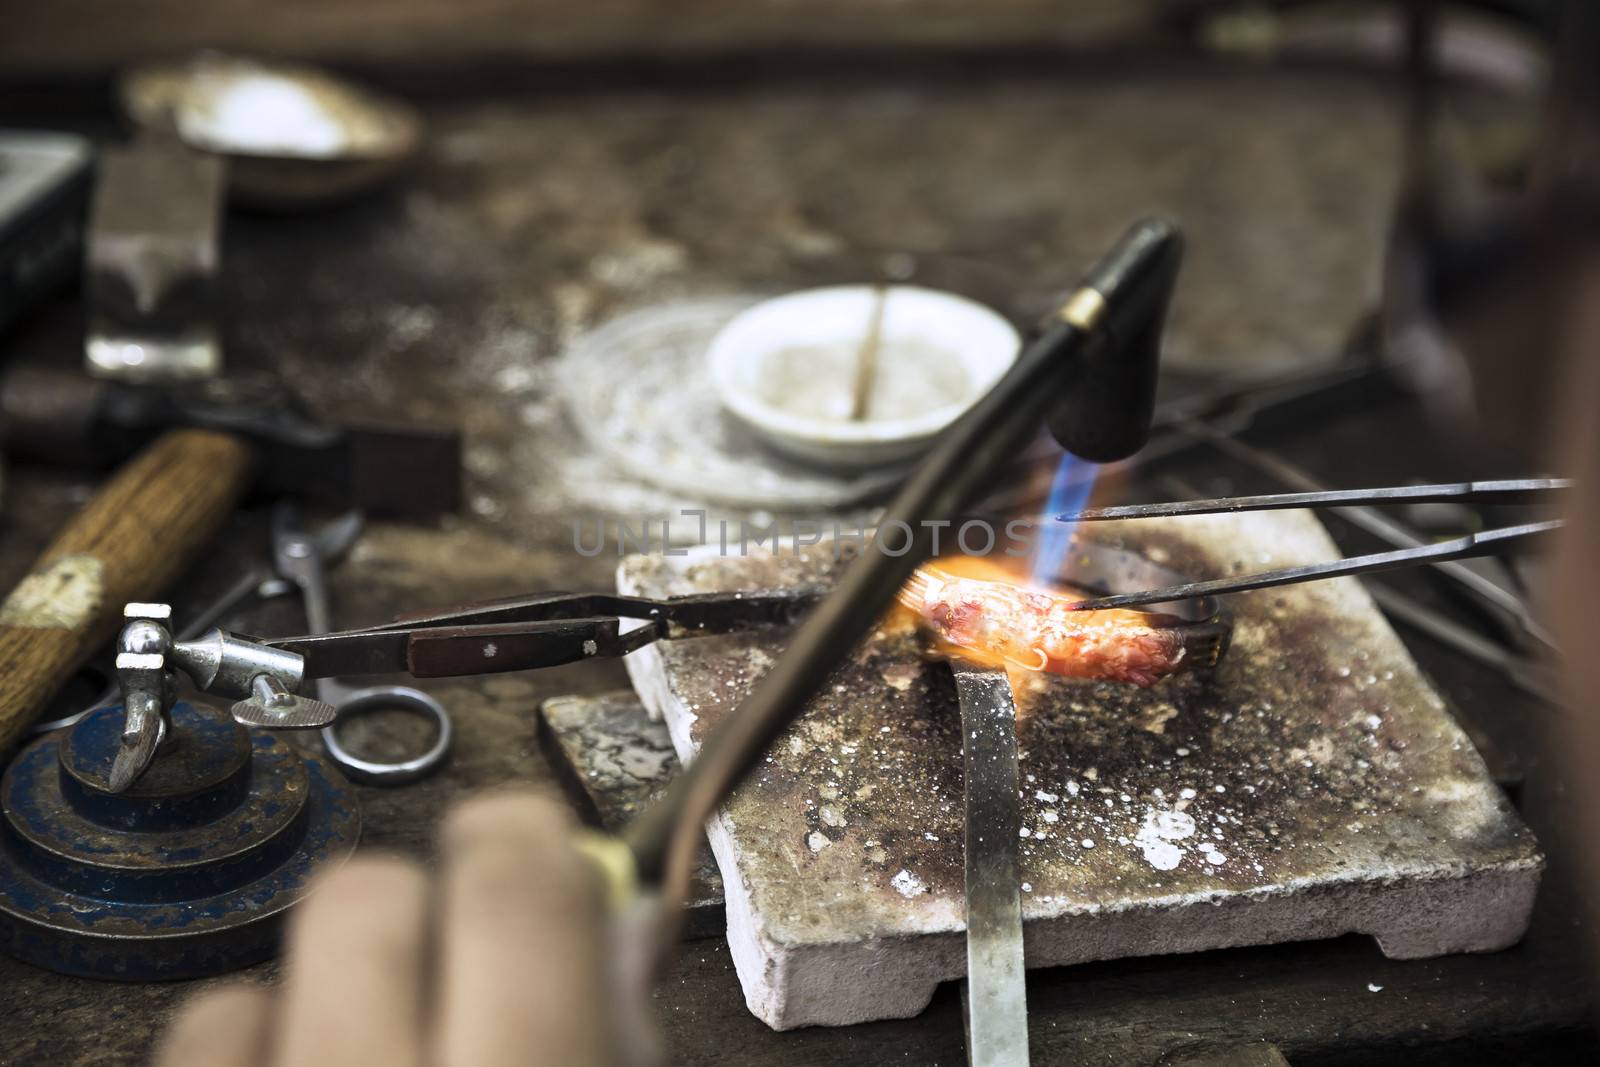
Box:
[0,701,360,980]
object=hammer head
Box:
[257,419,461,519]
[0,367,462,518]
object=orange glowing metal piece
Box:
[896,558,1194,687]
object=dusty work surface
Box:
[0,53,1588,1066]
[619,512,1542,1029]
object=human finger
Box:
[154,983,273,1067]
[271,855,431,1067]
[432,791,613,1067]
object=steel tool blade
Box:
[953,662,1030,1067]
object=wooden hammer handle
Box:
[0,429,253,753]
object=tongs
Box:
[1059,478,1569,611]
[256,588,820,679]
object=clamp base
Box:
[0,701,360,980]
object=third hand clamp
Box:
[108,586,820,791]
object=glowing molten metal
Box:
[896,558,1196,687]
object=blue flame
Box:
[1031,450,1099,586]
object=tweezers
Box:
[259,589,821,680]
[1058,478,1568,611]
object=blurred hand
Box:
[155,791,615,1067]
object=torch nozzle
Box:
[1046,216,1183,464]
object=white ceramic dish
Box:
[706,285,1020,470]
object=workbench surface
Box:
[0,54,1590,1065]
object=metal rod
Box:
[954,663,1031,1067]
[1150,472,1563,707]
[849,283,887,421]
[1174,417,1560,650]
[1061,478,1569,522]
[1067,520,1562,612]
[1152,476,1561,710]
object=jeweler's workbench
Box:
[0,52,1590,1066]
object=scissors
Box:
[271,505,453,786]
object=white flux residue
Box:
[1134,808,1196,871]
[891,869,925,897]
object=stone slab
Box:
[537,691,725,939]
[618,511,1543,1030]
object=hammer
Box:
[0,369,461,756]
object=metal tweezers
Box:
[1059,478,1569,612]
[258,588,821,681]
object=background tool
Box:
[0,375,459,763]
[107,604,175,792]
[85,133,224,381]
[0,429,252,759]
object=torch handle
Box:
[0,429,253,753]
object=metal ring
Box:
[320,686,452,786]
